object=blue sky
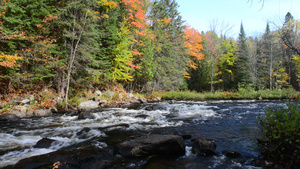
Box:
[176,0,300,38]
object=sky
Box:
[176,0,300,38]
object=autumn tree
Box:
[184,26,204,77]
[216,39,236,90]
[120,0,156,92]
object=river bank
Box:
[1,87,298,120]
[0,88,162,120]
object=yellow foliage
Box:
[0,53,23,68]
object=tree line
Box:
[0,0,300,105]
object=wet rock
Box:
[180,134,192,140]
[135,114,149,118]
[0,113,20,121]
[76,127,91,138]
[34,138,57,148]
[27,109,53,117]
[115,135,185,158]
[78,100,99,111]
[222,151,242,158]
[12,145,112,169]
[144,104,167,111]
[78,112,96,120]
[192,138,217,156]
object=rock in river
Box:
[34,138,59,148]
[78,112,96,120]
[192,137,217,156]
[10,145,112,169]
[115,135,186,158]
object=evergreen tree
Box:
[234,22,250,86]
[260,23,274,89]
[149,0,188,91]
[0,0,63,93]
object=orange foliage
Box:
[127,61,141,69]
[132,21,145,29]
[184,26,204,60]
[187,60,198,70]
[122,0,146,30]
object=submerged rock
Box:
[78,112,96,120]
[115,135,185,158]
[222,150,242,158]
[192,138,216,156]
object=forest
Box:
[1,0,300,107]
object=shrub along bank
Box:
[258,100,300,168]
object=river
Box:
[0,100,286,168]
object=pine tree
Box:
[235,22,250,86]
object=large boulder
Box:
[192,138,217,156]
[10,108,27,118]
[26,109,53,117]
[78,100,99,111]
[11,145,112,169]
[115,135,185,158]
[0,113,20,121]
[33,109,53,117]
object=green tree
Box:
[0,0,63,93]
[149,0,188,91]
[234,22,250,86]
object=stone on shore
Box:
[78,100,99,111]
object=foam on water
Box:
[0,133,42,150]
[0,101,218,167]
[0,148,55,167]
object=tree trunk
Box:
[64,11,88,108]
[210,54,214,93]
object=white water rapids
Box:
[0,101,219,167]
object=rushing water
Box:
[0,100,287,168]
